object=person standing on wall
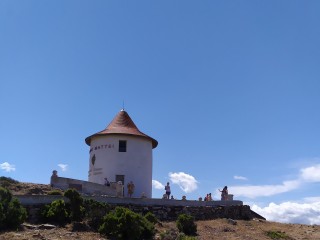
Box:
[165,182,171,199]
[127,181,135,198]
[219,186,228,200]
[104,177,110,186]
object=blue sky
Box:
[1,1,320,225]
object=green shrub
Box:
[266,230,290,239]
[176,214,197,236]
[0,187,12,206]
[0,203,6,224]
[5,198,27,228]
[159,229,178,240]
[99,207,155,240]
[41,199,69,225]
[64,188,84,221]
[42,189,84,224]
[0,187,27,229]
[177,234,197,240]
[144,212,158,224]
[47,189,63,195]
[83,199,110,230]
[159,231,197,240]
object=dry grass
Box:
[195,218,320,240]
[156,219,320,240]
[0,178,53,195]
[1,219,319,240]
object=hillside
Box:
[1,177,319,239]
[0,176,53,195]
[1,218,319,240]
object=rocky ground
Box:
[1,218,320,240]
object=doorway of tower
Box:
[116,175,125,196]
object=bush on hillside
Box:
[83,199,111,230]
[99,207,155,240]
[144,211,158,224]
[0,187,27,230]
[64,188,84,221]
[0,187,12,205]
[47,189,63,195]
[159,228,179,240]
[266,230,290,239]
[177,234,197,240]
[41,188,84,224]
[0,203,5,223]
[5,198,28,228]
[41,199,69,225]
[176,214,197,236]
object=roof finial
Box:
[121,100,125,111]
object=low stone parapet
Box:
[89,196,243,207]
[50,176,119,196]
[15,194,261,223]
[16,195,243,207]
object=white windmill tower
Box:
[85,109,158,198]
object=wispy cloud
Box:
[304,196,320,203]
[169,172,198,193]
[58,164,68,172]
[300,164,320,182]
[252,200,320,225]
[230,180,301,198]
[152,180,165,190]
[229,163,320,199]
[234,175,248,181]
[0,162,16,172]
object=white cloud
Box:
[304,196,320,203]
[230,163,320,199]
[169,172,198,193]
[234,175,248,181]
[58,164,68,172]
[152,180,165,190]
[300,164,320,182]
[230,180,301,199]
[252,200,320,225]
[0,162,16,172]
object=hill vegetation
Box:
[0,176,53,195]
[0,176,319,240]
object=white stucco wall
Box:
[88,135,153,198]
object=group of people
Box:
[104,177,136,198]
[164,182,229,201]
[105,177,229,201]
[203,186,228,201]
[204,193,212,201]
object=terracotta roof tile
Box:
[85,110,158,148]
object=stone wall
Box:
[110,204,254,221]
[17,195,265,223]
[23,203,257,223]
[50,176,122,196]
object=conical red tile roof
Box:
[85,110,158,148]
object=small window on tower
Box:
[91,154,96,165]
[119,140,127,152]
